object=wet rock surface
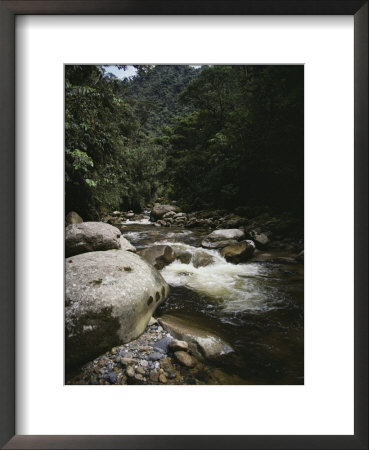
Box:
[138,245,176,270]
[201,229,245,249]
[158,314,234,359]
[220,240,255,263]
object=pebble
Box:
[157,326,163,332]
[106,373,118,384]
[153,336,172,353]
[126,366,135,378]
[159,374,167,384]
[174,351,194,368]
[149,370,159,382]
[169,339,189,352]
[166,371,176,379]
[120,357,136,366]
[148,352,163,361]
[136,366,146,375]
[135,373,144,381]
[139,359,148,367]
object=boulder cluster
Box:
[64,213,169,371]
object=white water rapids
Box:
[159,242,271,314]
[122,217,279,315]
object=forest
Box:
[65,64,303,220]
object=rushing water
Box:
[120,217,304,385]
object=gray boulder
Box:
[65,250,169,369]
[150,204,179,221]
[138,245,175,270]
[65,222,121,257]
[66,211,83,225]
[220,240,255,263]
[158,315,233,359]
[202,229,245,249]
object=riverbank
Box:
[67,317,246,385]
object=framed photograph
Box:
[1,1,367,449]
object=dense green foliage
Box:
[164,65,304,213]
[65,64,304,219]
[123,65,199,136]
[65,65,167,218]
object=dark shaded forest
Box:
[65,64,303,220]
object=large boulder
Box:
[150,204,179,221]
[65,250,169,369]
[66,211,83,225]
[138,245,176,270]
[202,229,245,249]
[158,315,233,359]
[220,240,255,263]
[65,222,121,257]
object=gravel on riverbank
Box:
[66,318,246,385]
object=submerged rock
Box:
[174,351,194,368]
[65,250,169,369]
[138,245,176,270]
[220,240,255,263]
[66,211,83,225]
[202,229,245,249]
[65,222,121,257]
[158,315,234,359]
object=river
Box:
[119,216,304,385]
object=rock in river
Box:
[150,204,179,221]
[220,240,255,263]
[138,245,175,270]
[65,250,169,370]
[159,315,233,359]
[174,351,194,368]
[65,222,121,257]
[201,229,245,249]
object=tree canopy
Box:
[65,64,304,219]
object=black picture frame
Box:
[0,1,367,449]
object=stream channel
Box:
[120,215,304,385]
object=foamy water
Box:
[124,217,151,225]
[160,242,270,313]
